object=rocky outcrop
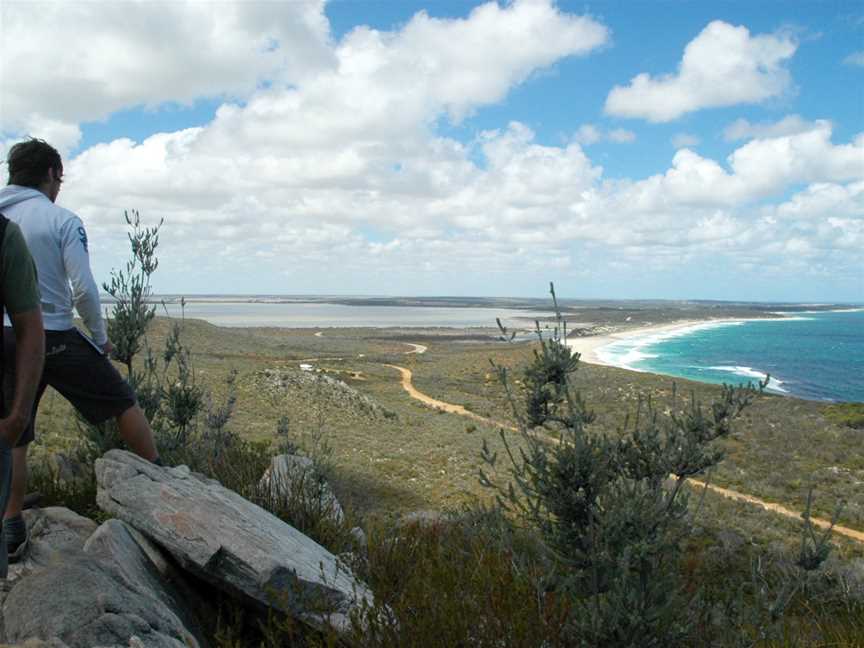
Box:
[3,558,186,647]
[257,368,394,420]
[95,450,372,631]
[0,450,373,646]
[2,517,205,648]
[83,520,209,646]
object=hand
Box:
[101,340,114,357]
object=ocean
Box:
[595,310,864,403]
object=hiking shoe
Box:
[7,535,28,564]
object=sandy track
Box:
[385,364,503,429]
[687,478,864,543]
[386,361,864,545]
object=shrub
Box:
[102,209,161,375]
[341,508,572,648]
[823,402,864,429]
[480,283,836,646]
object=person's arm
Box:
[60,216,108,347]
[0,308,44,447]
[0,222,46,447]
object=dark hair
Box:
[6,138,62,188]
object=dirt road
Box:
[386,362,864,545]
[384,364,502,428]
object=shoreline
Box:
[566,318,749,367]
[563,315,852,401]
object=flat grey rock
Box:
[95,450,372,631]
[2,556,189,648]
[2,514,204,648]
[83,520,209,647]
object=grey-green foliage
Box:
[102,210,162,375]
[91,211,235,463]
[480,283,834,647]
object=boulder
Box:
[2,519,204,648]
[95,450,372,631]
[4,507,97,582]
[3,558,183,647]
[259,454,345,525]
[83,520,210,647]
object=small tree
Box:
[95,211,232,460]
[102,210,162,375]
[480,283,833,646]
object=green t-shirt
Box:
[1,220,40,314]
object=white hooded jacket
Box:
[0,185,107,345]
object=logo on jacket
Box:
[77,226,88,252]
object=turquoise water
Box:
[595,310,864,403]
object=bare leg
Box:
[4,447,27,520]
[116,405,158,462]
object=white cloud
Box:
[605,21,797,122]
[0,0,335,135]
[607,128,636,143]
[772,181,864,221]
[723,115,818,141]
[574,125,635,145]
[844,51,864,66]
[726,123,863,197]
[671,133,700,149]
[65,113,861,293]
[575,124,602,145]
[4,1,858,296]
[384,1,609,122]
[601,122,863,212]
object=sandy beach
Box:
[566,318,746,367]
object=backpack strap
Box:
[0,212,8,415]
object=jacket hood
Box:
[0,185,47,212]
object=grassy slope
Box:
[33,316,864,558]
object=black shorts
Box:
[2,327,136,447]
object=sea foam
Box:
[706,366,788,393]
[596,321,744,372]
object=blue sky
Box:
[2,0,862,301]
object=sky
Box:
[1,0,862,302]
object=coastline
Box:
[566,318,747,367]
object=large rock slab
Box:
[2,519,204,648]
[3,558,184,647]
[95,450,372,631]
[83,520,210,647]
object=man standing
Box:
[0,211,45,576]
[0,139,160,561]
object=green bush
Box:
[340,508,572,648]
[823,402,864,429]
[480,283,837,647]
